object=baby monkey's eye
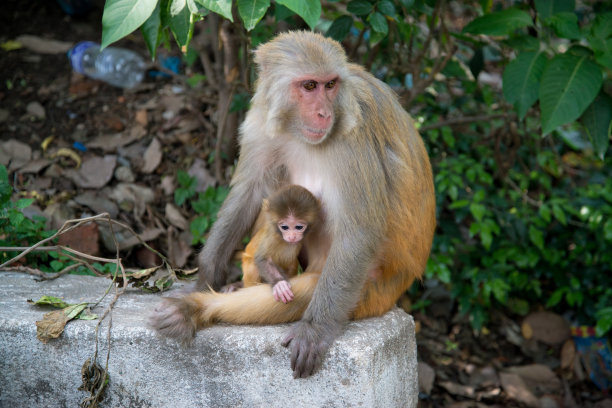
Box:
[295,225,305,231]
[280,225,289,231]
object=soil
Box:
[1,2,611,407]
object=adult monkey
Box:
[150,31,436,378]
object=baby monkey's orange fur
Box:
[241,185,321,303]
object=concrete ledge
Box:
[0,272,418,407]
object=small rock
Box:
[522,311,570,345]
[418,361,435,395]
[26,101,46,120]
[114,166,135,182]
[507,364,562,395]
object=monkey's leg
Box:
[241,250,262,288]
[351,271,411,319]
[150,273,320,343]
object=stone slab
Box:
[0,272,418,407]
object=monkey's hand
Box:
[148,296,200,345]
[281,320,340,378]
[272,280,294,303]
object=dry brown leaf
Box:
[135,109,148,126]
[560,339,576,372]
[165,203,189,230]
[167,227,193,268]
[507,364,562,396]
[141,137,162,174]
[1,139,32,170]
[499,372,540,408]
[36,309,70,344]
[438,381,476,398]
[63,155,116,188]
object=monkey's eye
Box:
[302,80,317,91]
[295,225,305,231]
[325,79,337,89]
[280,225,289,231]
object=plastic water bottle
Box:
[68,41,146,88]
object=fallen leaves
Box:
[29,295,97,343]
[416,307,611,407]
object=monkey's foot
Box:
[281,320,341,378]
[149,296,203,344]
[220,281,244,293]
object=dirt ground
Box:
[1,2,611,407]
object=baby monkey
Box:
[241,185,321,303]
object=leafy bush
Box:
[0,165,54,266]
[174,170,229,244]
[100,1,612,335]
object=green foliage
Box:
[173,170,229,244]
[0,165,54,265]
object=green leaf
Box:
[64,303,88,320]
[470,203,486,222]
[552,204,567,225]
[9,211,25,227]
[378,0,396,18]
[529,225,544,250]
[503,51,547,119]
[539,54,603,135]
[141,1,162,58]
[15,198,33,209]
[237,0,270,31]
[177,170,195,187]
[347,0,373,16]
[580,93,612,159]
[596,307,612,336]
[491,278,510,304]
[368,12,388,35]
[538,204,551,223]
[546,287,567,307]
[590,12,612,40]
[547,12,581,40]
[463,8,532,37]
[275,0,321,30]
[194,0,233,21]
[169,0,194,49]
[326,15,353,42]
[604,219,612,241]
[534,0,575,20]
[29,295,71,309]
[101,0,158,48]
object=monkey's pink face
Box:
[278,215,308,244]
[290,75,340,143]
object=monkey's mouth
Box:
[302,127,328,142]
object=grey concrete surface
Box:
[0,272,418,407]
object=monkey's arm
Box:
[196,147,276,290]
[255,254,295,303]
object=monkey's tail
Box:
[192,272,320,327]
